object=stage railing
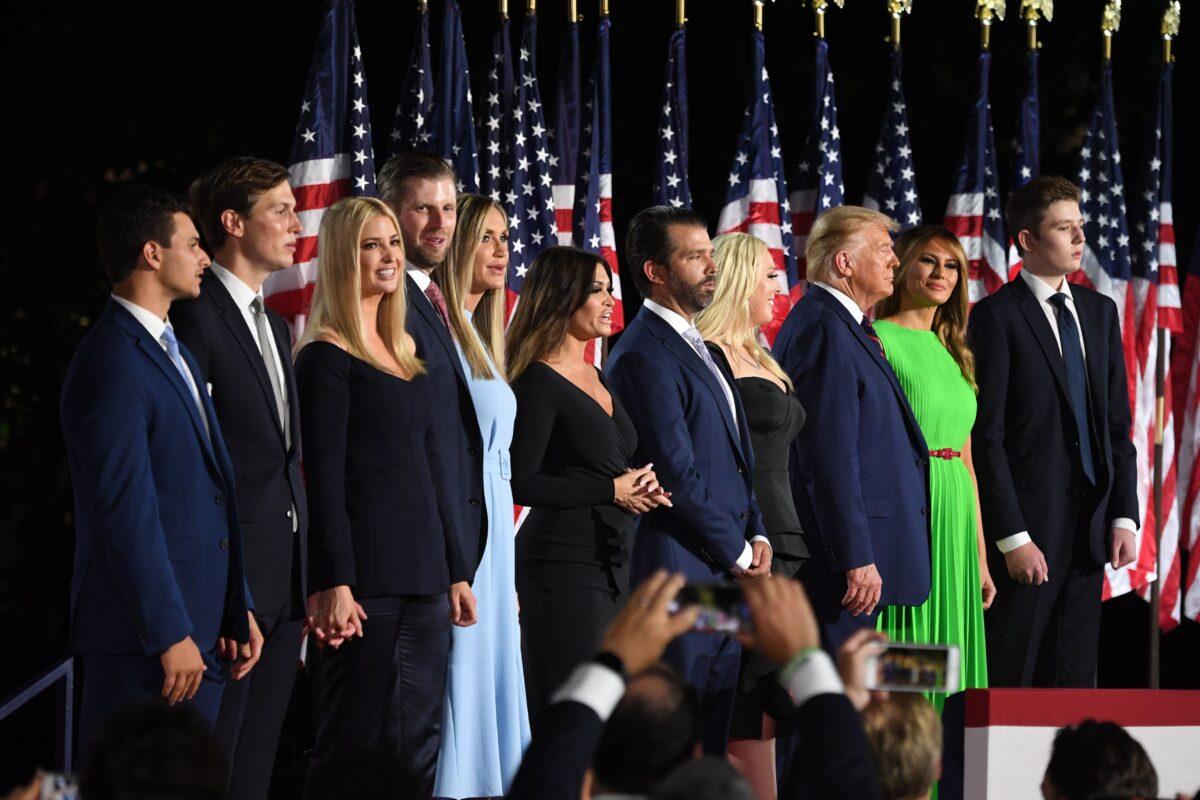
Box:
[0,658,74,772]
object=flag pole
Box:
[754,0,763,32]
[600,0,608,17]
[975,0,1004,51]
[677,0,685,27]
[500,0,508,20]
[1021,0,1051,50]
[887,1,913,51]
[811,0,843,39]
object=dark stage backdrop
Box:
[3,0,1199,783]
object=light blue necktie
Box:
[161,324,207,428]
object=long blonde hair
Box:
[434,194,508,380]
[695,232,792,390]
[296,196,423,377]
[875,225,976,391]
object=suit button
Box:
[286,509,293,519]
[738,466,745,475]
[740,511,749,520]
[468,498,482,508]
[215,494,223,505]
[468,446,481,456]
[920,507,927,517]
[219,538,230,550]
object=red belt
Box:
[929,448,962,460]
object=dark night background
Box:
[4,0,1199,788]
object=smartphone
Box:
[671,583,752,634]
[862,642,960,693]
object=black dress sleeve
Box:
[295,343,357,593]
[510,366,616,508]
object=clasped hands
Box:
[613,463,673,513]
[305,581,480,649]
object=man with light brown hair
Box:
[774,206,931,653]
[861,695,942,800]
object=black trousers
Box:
[308,594,450,797]
[985,489,1103,688]
[214,614,304,800]
[517,564,623,734]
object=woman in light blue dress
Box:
[431,194,530,798]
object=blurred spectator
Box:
[650,757,754,800]
[860,695,941,800]
[1040,720,1157,800]
[303,748,421,800]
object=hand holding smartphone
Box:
[670,583,752,634]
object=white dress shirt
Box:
[209,262,288,407]
[810,281,866,324]
[640,298,767,571]
[994,271,1136,553]
[111,294,209,436]
[407,261,433,293]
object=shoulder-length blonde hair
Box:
[694,232,792,390]
[875,225,975,390]
[295,196,423,378]
[506,247,612,382]
[434,194,508,380]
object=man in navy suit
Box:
[606,205,771,755]
[172,158,308,800]
[773,206,930,652]
[62,187,260,759]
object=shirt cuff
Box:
[751,535,771,548]
[996,531,1031,553]
[549,661,626,721]
[1111,517,1138,535]
[779,650,845,708]
[734,541,754,571]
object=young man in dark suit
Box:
[171,158,308,800]
[970,175,1139,687]
[62,187,259,760]
[605,205,771,755]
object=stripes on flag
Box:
[550,16,581,245]
[944,53,1008,304]
[265,0,376,336]
[863,49,920,229]
[436,0,479,193]
[654,27,691,210]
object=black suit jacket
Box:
[405,272,486,584]
[172,270,308,617]
[969,275,1139,567]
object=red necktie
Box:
[861,318,886,358]
[424,280,457,346]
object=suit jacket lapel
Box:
[1012,277,1073,404]
[407,274,469,387]
[207,274,287,446]
[1071,289,1109,423]
[639,310,746,462]
[269,311,302,459]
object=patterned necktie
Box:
[424,280,458,346]
[861,318,886,358]
[681,327,738,421]
[1048,293,1096,484]
[251,296,290,446]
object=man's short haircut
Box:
[650,757,754,800]
[861,695,942,800]
[1005,175,1081,255]
[625,205,709,297]
[1044,719,1158,800]
[188,157,291,250]
[79,702,226,800]
[376,151,457,207]
[805,205,898,284]
[592,663,701,794]
[95,186,189,285]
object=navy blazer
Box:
[405,273,486,585]
[773,285,931,606]
[171,270,308,617]
[61,299,251,665]
[605,306,765,580]
[969,277,1138,565]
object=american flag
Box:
[436,0,478,193]
[863,49,920,229]
[653,27,691,210]
[789,38,843,289]
[1177,244,1200,624]
[503,10,558,316]
[574,15,623,337]
[479,15,513,203]
[944,53,1007,304]
[390,2,434,155]
[1007,49,1040,271]
[716,30,796,345]
[550,15,581,245]
[265,0,376,335]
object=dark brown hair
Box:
[505,246,611,381]
[625,205,708,297]
[876,225,976,390]
[188,157,290,250]
[376,151,457,207]
[95,186,189,285]
[1005,175,1080,256]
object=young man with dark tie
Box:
[62,187,259,760]
[970,175,1138,687]
[170,158,309,800]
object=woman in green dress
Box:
[874,225,996,712]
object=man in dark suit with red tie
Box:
[970,176,1138,687]
[171,158,309,800]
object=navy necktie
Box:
[1048,293,1096,485]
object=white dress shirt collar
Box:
[811,281,865,324]
[406,262,433,292]
[1019,268,1074,305]
[111,294,168,341]
[641,297,694,335]
[209,261,262,312]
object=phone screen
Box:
[671,584,752,634]
[863,643,960,693]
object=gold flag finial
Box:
[1021,0,1050,49]
[812,0,844,39]
[1163,1,1180,64]
[677,0,686,26]
[976,0,1005,49]
[1102,0,1121,35]
[887,0,913,50]
[754,0,763,31]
